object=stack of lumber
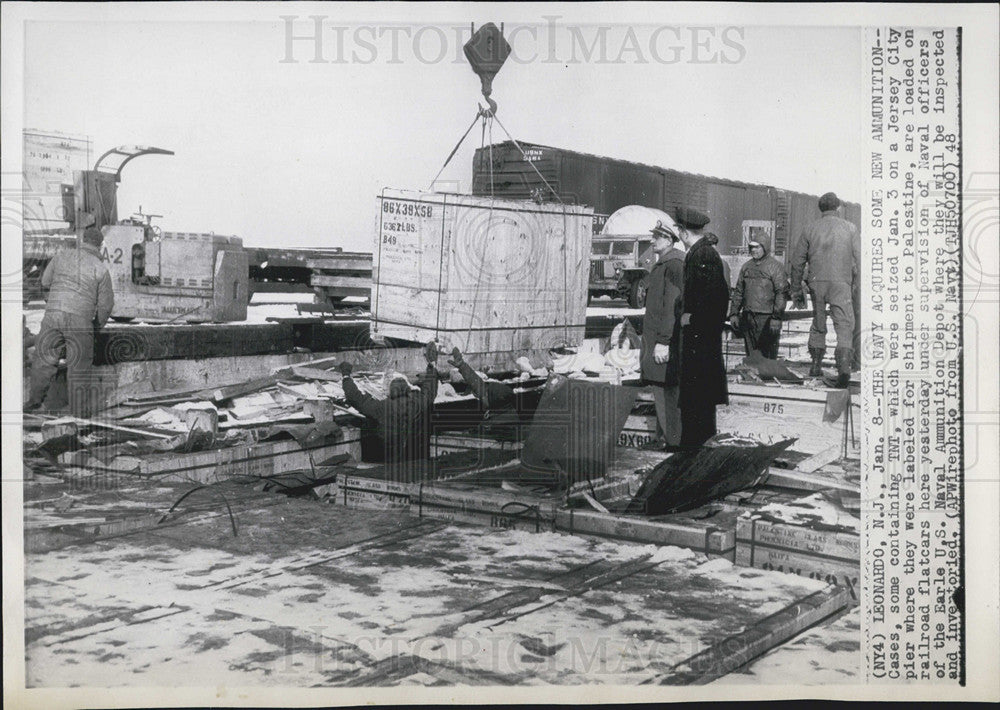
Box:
[308,251,372,307]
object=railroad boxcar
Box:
[472,141,861,266]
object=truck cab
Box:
[588,235,655,308]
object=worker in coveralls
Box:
[673,207,730,447]
[339,341,440,481]
[25,226,115,416]
[789,192,860,388]
[639,220,686,450]
[728,239,790,359]
[447,347,523,442]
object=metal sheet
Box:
[520,376,638,482]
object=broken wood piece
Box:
[581,492,610,514]
[290,366,342,382]
[66,417,176,440]
[303,398,337,423]
[210,375,280,404]
[762,467,861,494]
[796,443,842,473]
[41,419,78,443]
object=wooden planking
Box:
[620,383,860,456]
[556,508,735,557]
[654,585,851,684]
[307,255,373,272]
[762,467,861,494]
[310,274,373,290]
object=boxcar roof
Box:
[479,140,859,207]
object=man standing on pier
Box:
[639,219,686,450]
[339,341,440,480]
[25,226,115,416]
[789,192,860,388]
[674,207,730,447]
[729,239,789,359]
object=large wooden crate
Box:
[371,189,592,355]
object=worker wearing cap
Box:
[673,206,730,447]
[728,239,790,359]
[639,220,686,449]
[447,346,523,442]
[789,192,860,387]
[339,341,440,481]
[25,226,115,416]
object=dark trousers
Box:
[680,401,718,447]
[26,311,97,417]
[740,312,781,359]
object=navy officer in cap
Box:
[672,206,730,447]
[639,219,686,449]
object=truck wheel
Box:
[628,277,648,309]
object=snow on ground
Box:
[754,492,861,534]
[24,519,855,686]
[713,605,861,685]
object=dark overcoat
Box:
[640,247,685,384]
[676,235,730,409]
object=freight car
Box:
[472,141,861,303]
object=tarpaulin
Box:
[626,437,797,515]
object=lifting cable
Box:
[427,109,488,192]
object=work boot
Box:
[808,347,825,378]
[825,347,852,388]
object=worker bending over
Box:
[339,341,439,481]
[447,347,522,442]
[789,191,860,387]
[728,239,789,359]
[25,226,115,416]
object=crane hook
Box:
[464,23,510,118]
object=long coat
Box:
[676,235,730,410]
[640,247,685,384]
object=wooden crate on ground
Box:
[371,189,592,354]
[82,434,361,485]
[735,514,860,603]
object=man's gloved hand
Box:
[792,292,807,310]
[768,318,783,334]
[338,361,353,377]
[653,343,670,364]
[728,314,741,334]
[680,313,692,327]
[447,346,463,368]
[424,341,439,364]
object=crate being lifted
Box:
[371,189,592,355]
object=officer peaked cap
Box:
[650,220,677,240]
[674,206,710,230]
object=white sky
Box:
[25,15,865,248]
